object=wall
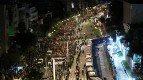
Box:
[131,4,143,23]
[0,5,9,54]
[123,1,143,24]
[123,1,132,24]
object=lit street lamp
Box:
[51,57,65,80]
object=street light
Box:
[48,33,52,37]
[52,57,65,80]
[95,27,98,29]
[44,50,52,79]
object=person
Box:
[65,75,68,80]
[82,68,84,75]
[84,64,86,68]
[82,50,84,54]
[76,75,79,80]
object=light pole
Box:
[52,57,65,80]
[66,41,69,62]
[52,58,56,80]
[44,50,52,79]
[44,56,49,79]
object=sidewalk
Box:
[97,44,114,80]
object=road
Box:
[43,8,112,80]
[68,18,97,80]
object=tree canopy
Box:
[109,0,123,25]
[14,22,37,49]
[126,27,143,56]
[26,68,43,80]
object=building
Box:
[25,4,38,28]
[123,0,143,33]
[18,3,38,31]
[8,4,19,44]
[0,4,9,54]
[0,0,19,54]
[0,1,38,55]
[27,6,38,23]
[123,1,143,79]
[123,0,143,24]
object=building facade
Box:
[123,1,143,79]
[0,4,9,54]
[123,1,143,24]
[0,1,38,55]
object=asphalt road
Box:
[68,18,96,80]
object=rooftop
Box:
[124,0,143,4]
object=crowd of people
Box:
[46,5,108,80]
[46,20,77,58]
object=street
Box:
[43,4,112,80]
[65,15,98,80]
[68,19,94,80]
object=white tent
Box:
[87,45,91,47]
[86,53,91,56]
[87,66,94,72]
[88,71,96,77]
[90,77,102,80]
[86,52,91,55]
[86,58,92,62]
[86,57,92,61]
[86,61,93,66]
[86,55,92,59]
[86,48,91,52]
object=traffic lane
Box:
[69,33,88,80]
[68,19,95,80]
[80,21,96,39]
[68,44,81,80]
[79,45,87,80]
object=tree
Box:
[99,16,105,23]
[14,22,37,52]
[109,0,123,26]
[0,46,21,72]
[127,27,143,57]
[26,68,43,80]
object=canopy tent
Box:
[86,58,92,62]
[86,48,91,52]
[86,57,91,59]
[87,45,91,47]
[88,71,96,77]
[87,66,94,72]
[87,50,91,53]
[86,53,91,56]
[90,77,102,80]
[86,52,91,55]
[86,55,92,59]
[86,61,93,66]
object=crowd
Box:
[44,6,105,79]
[46,20,77,58]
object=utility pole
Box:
[66,41,69,62]
[45,57,48,79]
[52,58,56,80]
[52,58,65,80]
